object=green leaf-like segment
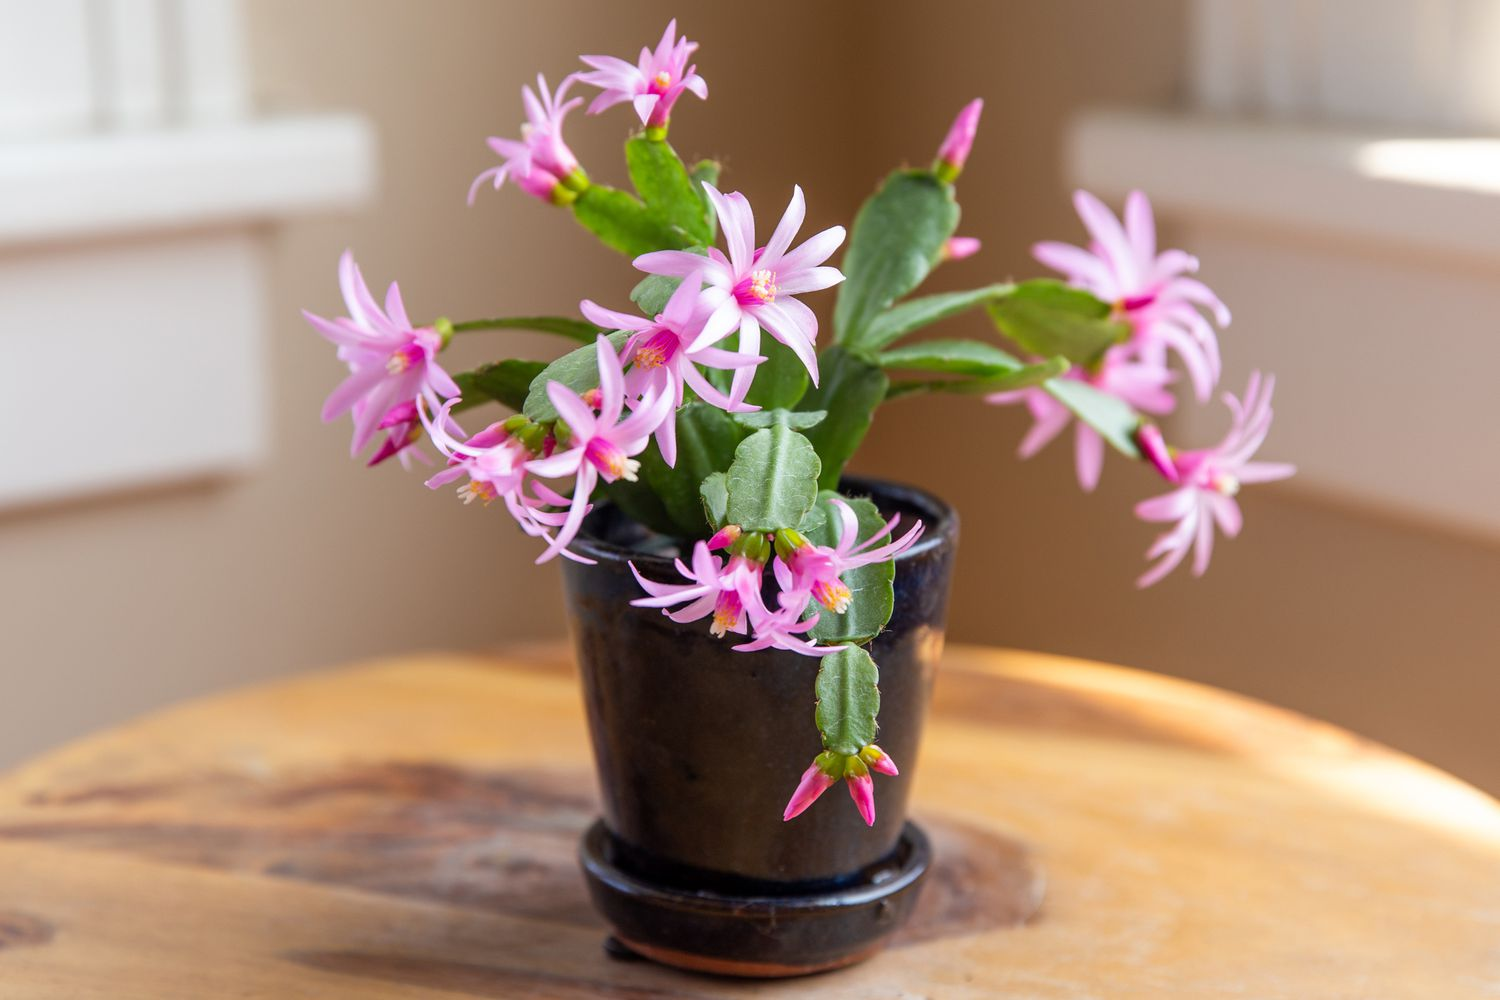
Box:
[798,492,895,645]
[448,316,599,344]
[883,352,1071,399]
[521,331,630,423]
[699,471,729,530]
[639,404,746,535]
[629,247,706,317]
[741,338,810,410]
[451,359,547,413]
[630,273,680,317]
[814,645,881,755]
[797,347,889,491]
[734,409,826,430]
[626,137,714,246]
[834,170,960,350]
[987,279,1129,368]
[572,184,688,258]
[1044,377,1142,457]
[600,478,680,538]
[878,338,1028,375]
[859,284,1014,352]
[724,422,821,531]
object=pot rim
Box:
[569,474,959,570]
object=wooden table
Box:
[1,643,1496,998]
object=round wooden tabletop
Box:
[0,643,1496,998]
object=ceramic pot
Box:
[562,476,958,977]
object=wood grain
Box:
[0,643,1496,998]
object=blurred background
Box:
[2,0,1497,796]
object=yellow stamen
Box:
[711,609,734,637]
[634,343,668,370]
[813,579,853,614]
[599,451,640,483]
[747,268,778,303]
[653,70,672,90]
[458,481,497,506]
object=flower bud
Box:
[729,529,772,564]
[1136,423,1179,483]
[942,236,982,262]
[934,98,983,184]
[843,756,876,826]
[859,744,900,777]
[772,527,809,562]
[783,761,837,822]
[561,166,591,194]
[707,524,742,550]
[518,423,549,454]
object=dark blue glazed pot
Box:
[561,476,958,976]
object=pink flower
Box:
[731,590,840,658]
[710,554,767,637]
[989,347,1177,492]
[942,236,982,262]
[468,74,585,206]
[630,539,773,638]
[1135,372,1295,587]
[367,400,429,469]
[304,251,460,460]
[523,336,673,564]
[423,408,529,505]
[934,98,983,182]
[634,185,845,405]
[629,536,838,655]
[419,402,597,564]
[629,540,739,631]
[783,746,901,826]
[577,19,707,130]
[777,499,925,613]
[1034,190,1230,401]
[580,272,762,467]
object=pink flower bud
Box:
[942,236,982,262]
[377,399,420,429]
[859,744,899,777]
[707,524,742,550]
[935,98,983,182]
[515,164,566,204]
[844,759,876,827]
[782,762,837,821]
[1136,423,1179,483]
[367,422,421,467]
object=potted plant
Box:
[304,20,1294,978]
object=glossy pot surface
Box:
[562,476,957,884]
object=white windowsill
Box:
[1067,109,1500,265]
[0,114,375,246]
[0,113,375,510]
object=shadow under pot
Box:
[560,476,958,978]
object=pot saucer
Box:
[578,819,931,978]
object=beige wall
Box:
[3,1,1497,797]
